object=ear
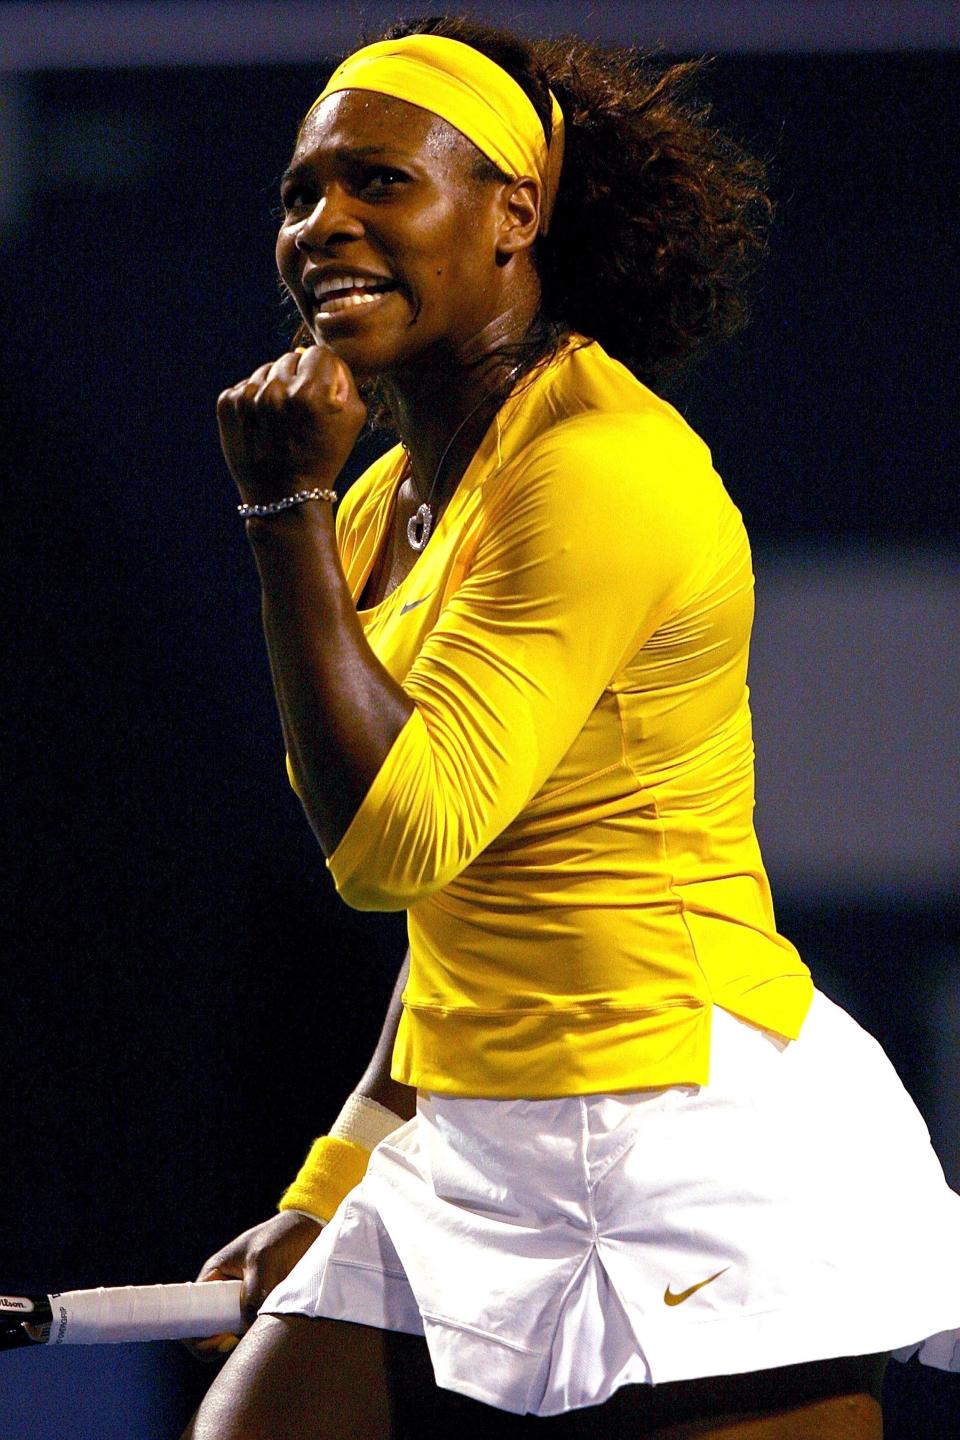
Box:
[494,176,541,261]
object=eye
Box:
[360,166,409,195]
[280,182,314,215]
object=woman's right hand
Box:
[216,345,367,509]
[186,1210,323,1359]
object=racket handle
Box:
[45,1281,243,1345]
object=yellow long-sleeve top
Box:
[312,336,813,1096]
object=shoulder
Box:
[491,397,726,546]
[477,345,740,596]
[496,337,719,502]
[525,406,713,482]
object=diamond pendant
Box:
[407,501,432,553]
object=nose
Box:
[293,184,364,252]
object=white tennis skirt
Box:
[262,991,960,1417]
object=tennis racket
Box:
[0,1281,242,1350]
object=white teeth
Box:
[319,290,389,314]
[313,272,391,300]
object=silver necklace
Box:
[405,364,521,553]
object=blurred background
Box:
[2,1,958,1434]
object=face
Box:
[276,90,521,380]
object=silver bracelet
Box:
[237,486,337,518]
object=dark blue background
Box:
[2,49,958,1436]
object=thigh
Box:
[180,1316,534,1440]
[180,1321,887,1440]
[550,1354,889,1439]
[389,1352,889,1439]
[180,1315,405,1440]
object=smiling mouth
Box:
[313,281,398,317]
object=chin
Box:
[316,330,404,383]
[321,341,382,384]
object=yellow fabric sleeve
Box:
[277,1136,371,1224]
[328,411,719,909]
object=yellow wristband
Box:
[278,1136,371,1223]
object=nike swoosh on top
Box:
[663,1266,730,1307]
[400,593,434,615]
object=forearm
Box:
[279,949,414,1221]
[246,504,413,855]
[354,949,416,1121]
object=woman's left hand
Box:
[216,345,368,506]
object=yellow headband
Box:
[304,34,565,235]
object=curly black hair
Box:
[289,14,773,391]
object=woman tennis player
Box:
[183,16,960,1438]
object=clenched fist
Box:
[217,344,367,507]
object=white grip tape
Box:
[46,1281,243,1345]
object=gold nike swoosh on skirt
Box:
[663,1266,730,1307]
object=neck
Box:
[381,295,541,507]
[390,358,518,503]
